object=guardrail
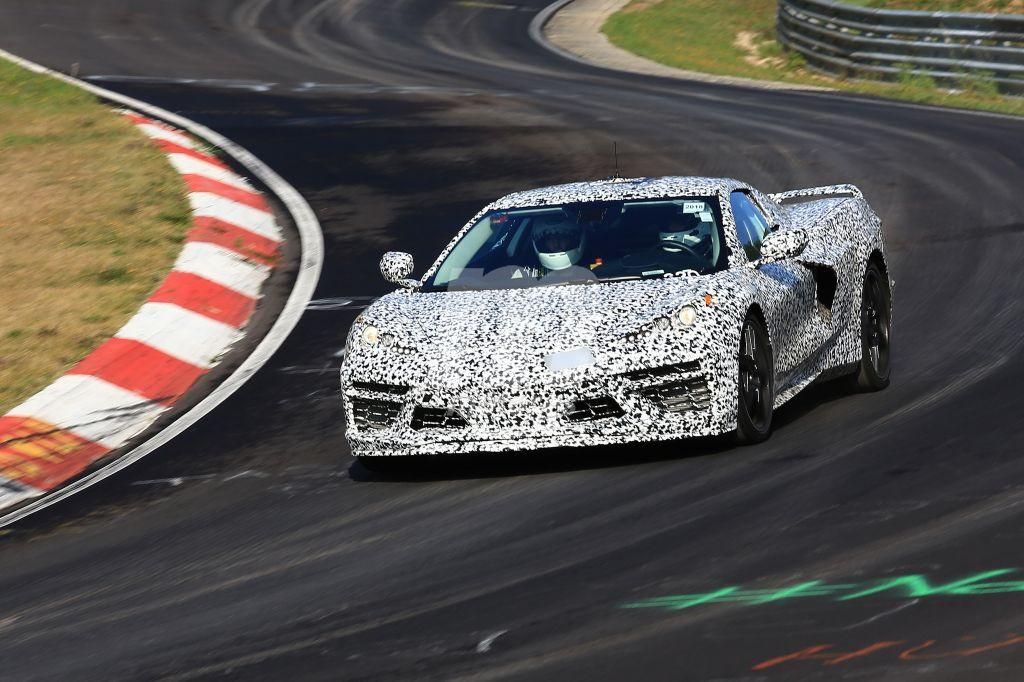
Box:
[777,0,1024,95]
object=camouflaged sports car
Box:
[340,176,891,465]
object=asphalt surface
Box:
[1,1,1024,680]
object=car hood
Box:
[348,276,721,384]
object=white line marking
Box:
[459,1,520,10]
[291,83,483,96]
[306,296,377,310]
[306,298,352,310]
[476,630,508,653]
[116,303,243,368]
[843,599,918,629]
[132,475,216,487]
[98,35,162,43]
[0,46,324,526]
[88,75,276,92]
[222,470,270,482]
[277,365,334,375]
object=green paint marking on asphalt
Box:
[837,569,1019,600]
[623,569,1024,612]
[622,587,741,611]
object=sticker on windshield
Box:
[700,211,713,222]
[683,202,705,213]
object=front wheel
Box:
[734,314,774,445]
[852,261,892,391]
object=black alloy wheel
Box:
[735,314,774,444]
[853,261,892,391]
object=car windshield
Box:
[423,197,728,292]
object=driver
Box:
[532,214,587,273]
[658,211,705,253]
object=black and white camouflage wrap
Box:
[340,177,889,457]
[379,251,416,287]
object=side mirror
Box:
[759,228,808,264]
[380,251,419,289]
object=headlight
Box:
[360,325,380,346]
[675,305,697,327]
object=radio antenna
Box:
[611,141,621,180]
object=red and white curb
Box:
[0,113,283,511]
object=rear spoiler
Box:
[769,184,863,204]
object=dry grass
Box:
[0,59,190,412]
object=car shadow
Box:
[771,374,862,430]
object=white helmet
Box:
[532,216,585,271]
[659,212,703,252]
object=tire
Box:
[852,261,892,391]
[734,313,774,445]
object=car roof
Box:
[487,176,748,210]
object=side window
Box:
[730,191,770,261]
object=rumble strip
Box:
[0,113,281,511]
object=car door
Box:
[730,190,821,388]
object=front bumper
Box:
[342,359,735,457]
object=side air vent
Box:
[351,397,403,430]
[566,396,625,423]
[805,264,837,312]
[352,381,410,395]
[410,406,468,430]
[640,376,711,413]
[622,361,701,382]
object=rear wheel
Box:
[852,261,891,391]
[734,314,774,444]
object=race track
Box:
[2,1,1024,679]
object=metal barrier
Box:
[777,0,1024,95]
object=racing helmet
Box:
[659,211,703,252]
[532,214,586,271]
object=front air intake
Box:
[352,381,410,395]
[351,397,403,430]
[565,396,625,423]
[640,376,711,413]
[410,406,469,430]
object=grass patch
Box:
[0,59,191,412]
[602,0,1024,117]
